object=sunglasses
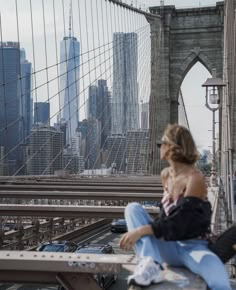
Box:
[156,140,167,147]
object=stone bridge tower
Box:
[146,2,224,174]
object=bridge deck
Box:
[0,178,217,289]
[0,251,206,290]
[125,265,206,290]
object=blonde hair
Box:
[162,124,199,164]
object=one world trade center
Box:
[59,8,80,155]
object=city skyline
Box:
[0,0,219,158]
[0,0,149,126]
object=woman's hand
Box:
[119,229,141,250]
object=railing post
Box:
[70,218,76,230]
[0,229,4,249]
[16,225,24,250]
[49,218,54,241]
[32,220,40,246]
[59,218,65,234]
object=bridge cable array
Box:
[0,0,155,177]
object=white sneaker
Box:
[127,256,164,286]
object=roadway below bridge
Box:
[0,227,133,290]
[1,227,236,290]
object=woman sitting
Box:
[119,124,231,290]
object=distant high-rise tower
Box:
[88,85,98,119]
[34,102,50,125]
[85,118,101,169]
[88,80,111,149]
[141,102,149,129]
[97,80,111,148]
[126,130,149,174]
[59,3,80,154]
[20,48,32,145]
[106,135,126,172]
[29,125,63,175]
[112,33,139,135]
[0,146,6,176]
[0,42,21,174]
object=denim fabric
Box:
[125,202,232,290]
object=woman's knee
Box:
[125,202,143,218]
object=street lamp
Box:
[202,68,226,186]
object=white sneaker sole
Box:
[128,273,164,287]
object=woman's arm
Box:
[119,168,170,250]
[119,224,154,250]
[184,172,207,199]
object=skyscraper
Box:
[88,85,98,119]
[85,118,101,169]
[106,135,126,172]
[126,130,149,174]
[141,102,149,129]
[59,11,80,155]
[112,33,139,135]
[29,125,63,175]
[78,119,88,158]
[87,80,111,149]
[97,80,111,148]
[0,42,21,174]
[20,48,32,145]
[0,146,6,176]
[34,102,50,125]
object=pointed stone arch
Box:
[146,3,224,174]
[175,51,215,101]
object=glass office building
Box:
[0,42,21,174]
[34,102,50,125]
[20,48,32,144]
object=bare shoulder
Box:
[161,167,170,186]
[185,170,207,198]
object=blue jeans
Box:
[125,202,231,290]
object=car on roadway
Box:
[110,219,127,233]
[36,240,78,290]
[76,243,117,289]
[143,201,160,207]
[36,240,78,252]
[3,223,17,231]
